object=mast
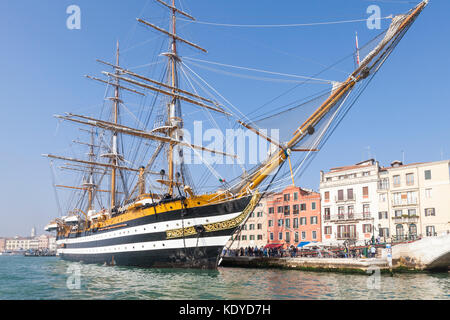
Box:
[86,129,96,210]
[168,0,178,196]
[110,41,120,208]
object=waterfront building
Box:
[0,238,5,252]
[266,186,322,249]
[5,237,40,251]
[320,159,380,246]
[377,160,450,240]
[226,195,270,250]
[3,234,57,252]
[320,159,450,245]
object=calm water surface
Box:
[0,256,448,300]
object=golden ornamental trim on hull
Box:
[165,192,261,240]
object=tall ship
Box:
[44,1,428,268]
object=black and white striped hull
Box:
[57,196,252,269]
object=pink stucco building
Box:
[266,186,322,249]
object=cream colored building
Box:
[320,159,450,244]
[320,159,380,246]
[378,160,450,240]
[5,237,39,251]
[226,195,270,250]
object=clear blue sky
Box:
[0,0,448,237]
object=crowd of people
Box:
[223,243,382,259]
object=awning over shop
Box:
[264,243,283,249]
[297,241,312,248]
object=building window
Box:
[278,233,283,240]
[284,194,290,201]
[425,188,432,199]
[408,209,417,217]
[249,235,255,241]
[348,205,354,219]
[324,191,330,202]
[396,224,404,237]
[278,219,283,227]
[310,216,318,225]
[284,205,290,215]
[363,204,370,217]
[363,224,372,233]
[424,170,432,180]
[242,235,247,241]
[294,192,298,200]
[338,189,344,201]
[257,211,263,217]
[269,207,274,214]
[362,186,369,198]
[379,193,387,202]
[393,175,401,187]
[393,193,402,205]
[425,208,435,216]
[338,206,344,219]
[257,235,263,240]
[293,204,299,214]
[257,223,262,230]
[312,231,317,240]
[293,218,299,228]
[409,224,417,236]
[268,220,273,227]
[285,219,290,228]
[379,228,389,238]
[301,231,306,240]
[249,224,255,230]
[378,178,389,190]
[285,232,290,243]
[347,188,354,200]
[294,232,299,242]
[324,226,332,235]
[242,224,247,230]
[426,226,435,236]
[407,191,417,205]
[378,211,388,219]
[311,202,316,210]
[300,203,307,211]
[363,171,370,176]
[324,207,330,220]
[406,173,414,186]
[300,217,307,225]
[395,210,403,218]
[277,206,283,213]
[270,233,274,241]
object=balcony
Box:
[335,195,356,203]
[325,213,373,222]
[392,215,419,223]
[336,232,358,240]
[391,200,418,207]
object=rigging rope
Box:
[178,16,393,28]
[183,57,334,83]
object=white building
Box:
[320,159,450,244]
[378,160,450,240]
[320,159,380,246]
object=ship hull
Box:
[57,195,253,269]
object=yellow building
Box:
[378,160,450,240]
